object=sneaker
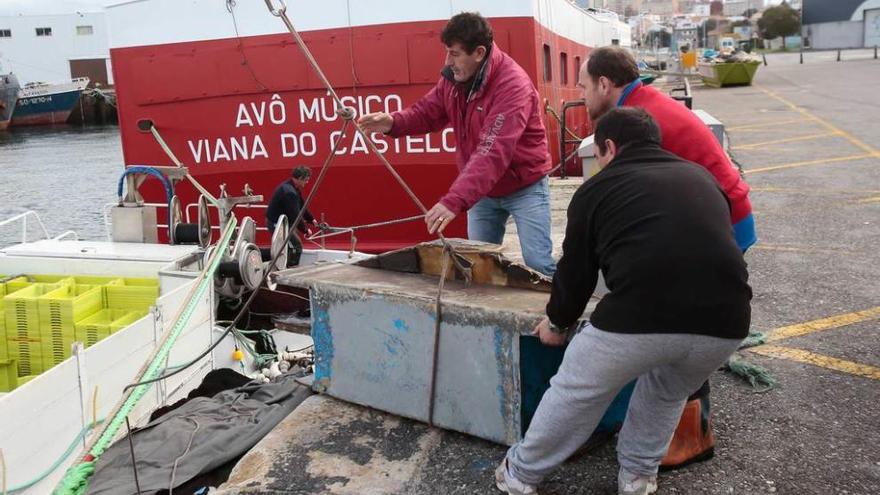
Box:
[618,468,658,495]
[494,459,537,495]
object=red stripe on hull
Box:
[112,18,593,252]
[11,110,74,126]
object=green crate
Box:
[105,278,159,311]
[75,309,142,347]
[39,285,103,368]
[0,359,17,392]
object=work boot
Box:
[618,468,658,495]
[495,459,537,495]
[659,395,715,471]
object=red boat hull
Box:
[111,17,594,251]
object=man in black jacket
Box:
[266,166,318,266]
[495,108,751,495]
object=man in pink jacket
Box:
[358,12,556,276]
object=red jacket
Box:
[624,83,752,223]
[389,44,551,214]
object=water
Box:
[0,125,124,245]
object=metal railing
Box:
[103,202,272,241]
[0,210,78,248]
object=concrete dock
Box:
[218,53,880,494]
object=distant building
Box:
[803,0,880,49]
[0,0,110,86]
[642,0,679,16]
[723,0,752,17]
[604,0,644,16]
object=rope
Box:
[722,331,776,392]
[427,248,452,426]
[544,101,583,142]
[147,126,220,208]
[53,216,237,495]
[305,214,425,241]
[1,420,104,494]
[263,0,472,283]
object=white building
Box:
[0,0,110,86]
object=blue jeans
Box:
[467,177,556,276]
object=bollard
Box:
[875,45,878,59]
[762,53,767,66]
[800,51,803,64]
[837,49,841,62]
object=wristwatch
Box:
[548,320,568,334]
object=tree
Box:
[758,2,801,48]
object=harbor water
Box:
[0,125,122,245]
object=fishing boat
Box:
[0,72,20,131]
[104,0,630,252]
[9,78,90,127]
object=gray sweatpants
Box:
[506,324,742,485]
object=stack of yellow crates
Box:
[0,274,159,391]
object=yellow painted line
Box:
[749,345,880,381]
[765,306,880,342]
[727,117,812,131]
[757,87,880,157]
[751,187,880,194]
[857,196,880,204]
[745,153,874,174]
[752,244,858,256]
[732,131,840,150]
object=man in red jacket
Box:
[358,12,556,276]
[575,46,757,470]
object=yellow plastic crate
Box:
[105,278,159,311]
[39,285,103,368]
[0,359,17,392]
[4,284,60,376]
[70,276,123,286]
[75,309,144,347]
[0,281,28,361]
[5,275,73,294]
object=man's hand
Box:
[532,317,568,347]
[358,112,393,134]
[425,203,456,235]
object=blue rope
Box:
[117,166,175,237]
[117,166,174,205]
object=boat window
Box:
[36,27,52,37]
[543,44,552,82]
[560,52,568,85]
[574,56,582,83]
[0,29,11,38]
[76,25,94,36]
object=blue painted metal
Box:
[11,88,83,125]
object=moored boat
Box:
[10,77,89,126]
[0,72,20,130]
[105,0,630,252]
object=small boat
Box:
[0,72,20,130]
[10,77,89,126]
[698,58,761,88]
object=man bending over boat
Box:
[496,108,751,495]
[266,165,318,266]
[576,46,757,470]
[358,12,556,276]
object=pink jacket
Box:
[389,44,551,214]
